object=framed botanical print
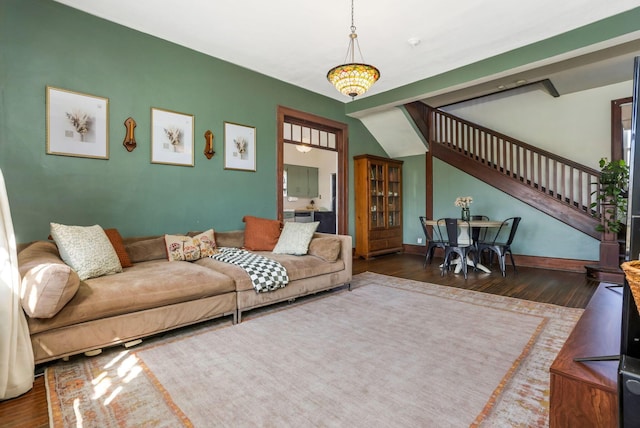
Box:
[151,107,195,166]
[46,86,109,159]
[224,121,256,171]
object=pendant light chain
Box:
[350,0,356,33]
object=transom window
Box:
[283,120,337,151]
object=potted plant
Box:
[591,157,629,235]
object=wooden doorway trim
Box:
[612,96,632,161]
[276,106,349,235]
[426,149,433,220]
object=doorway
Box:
[276,106,348,235]
[612,96,633,164]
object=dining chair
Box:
[471,214,490,264]
[419,216,447,267]
[475,217,522,277]
[438,218,475,279]
[470,214,489,241]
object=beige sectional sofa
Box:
[18,227,352,364]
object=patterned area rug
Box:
[46,272,583,427]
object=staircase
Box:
[404,101,602,239]
[405,101,626,280]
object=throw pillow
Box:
[125,236,167,263]
[104,228,133,268]
[50,223,123,281]
[17,241,80,318]
[242,215,283,251]
[165,229,217,261]
[215,230,245,248]
[273,221,319,255]
[307,237,342,262]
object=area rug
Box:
[46,272,583,427]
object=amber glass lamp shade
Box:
[327,63,380,98]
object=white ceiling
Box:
[53,0,640,103]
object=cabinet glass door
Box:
[387,164,401,227]
[369,162,385,228]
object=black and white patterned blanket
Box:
[210,247,289,293]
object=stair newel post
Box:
[599,194,621,269]
[589,158,629,280]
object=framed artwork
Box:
[224,121,256,171]
[46,86,109,159]
[151,107,195,166]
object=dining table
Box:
[424,218,506,273]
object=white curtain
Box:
[0,168,34,400]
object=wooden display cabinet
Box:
[354,154,403,259]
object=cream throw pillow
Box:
[273,222,319,255]
[50,223,123,281]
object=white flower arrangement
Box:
[164,127,182,146]
[66,110,90,139]
[454,196,473,208]
[234,136,248,154]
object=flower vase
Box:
[461,208,470,221]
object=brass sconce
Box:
[123,117,137,152]
[204,130,215,159]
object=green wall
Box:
[0,0,384,243]
[399,154,426,245]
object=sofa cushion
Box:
[196,251,345,293]
[215,230,245,248]
[242,216,282,251]
[26,259,236,334]
[50,223,122,281]
[165,229,217,261]
[308,237,342,262]
[125,236,167,263]
[17,241,80,318]
[104,228,133,268]
[273,221,319,255]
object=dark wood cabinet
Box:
[354,154,403,259]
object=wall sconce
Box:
[296,145,312,153]
[122,117,137,152]
[204,130,215,159]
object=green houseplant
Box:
[591,157,630,234]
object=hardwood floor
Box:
[0,377,48,428]
[0,253,599,427]
[353,253,599,308]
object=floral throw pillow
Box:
[165,229,217,262]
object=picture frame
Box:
[46,86,109,159]
[224,121,256,171]
[151,107,195,166]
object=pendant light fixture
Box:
[326,0,380,99]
